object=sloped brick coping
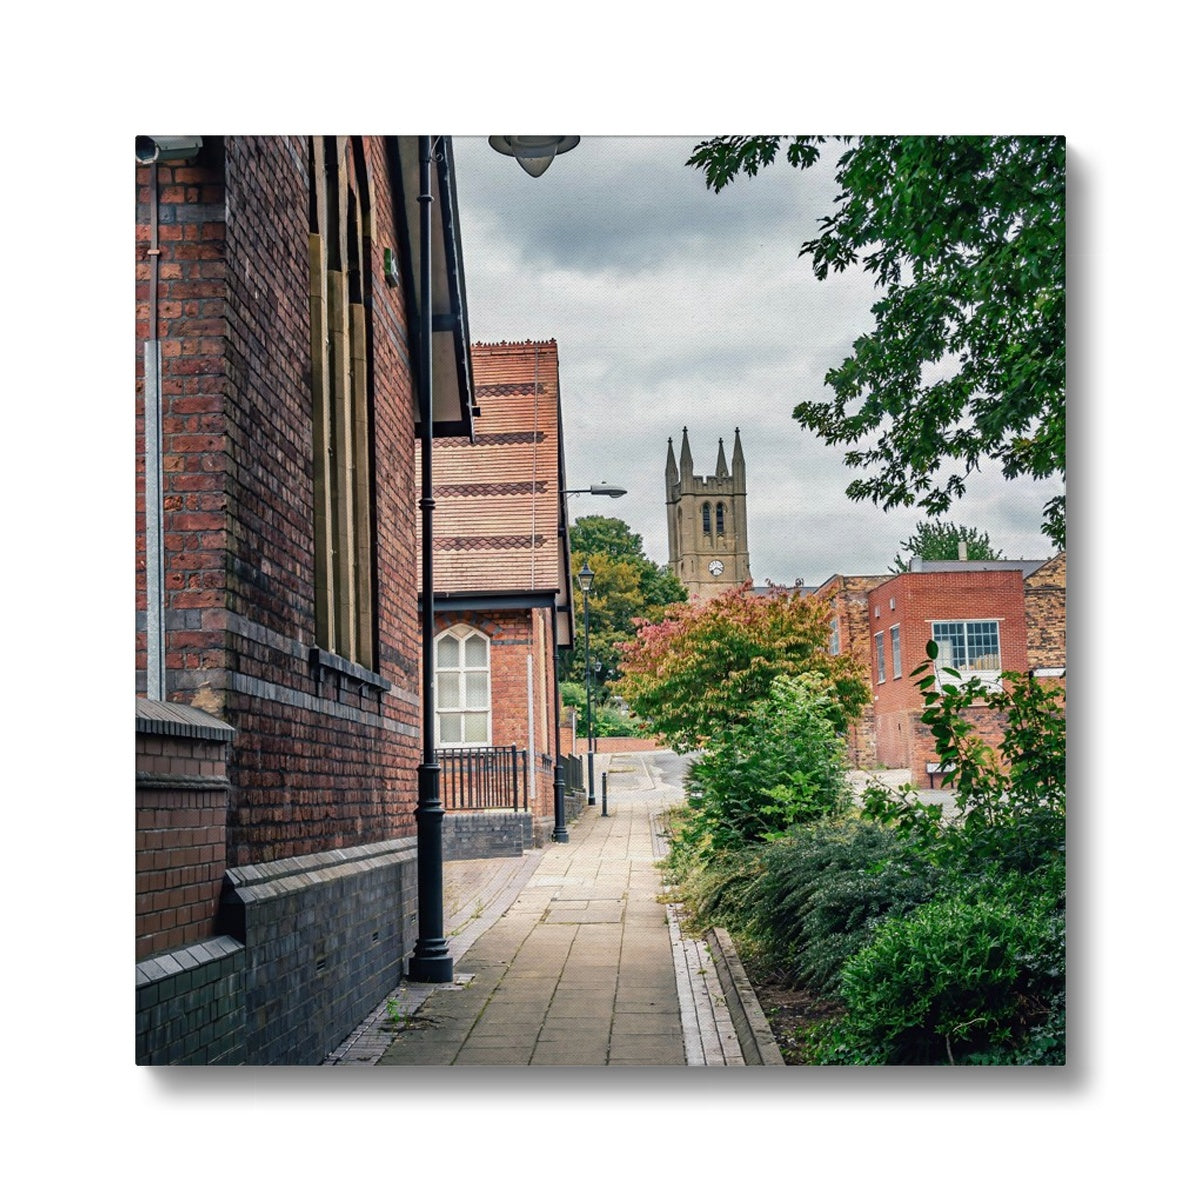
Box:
[705,927,785,1066]
[136,697,235,741]
[221,838,416,917]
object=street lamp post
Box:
[577,561,596,806]
[408,135,453,984]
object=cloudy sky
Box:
[451,135,1061,587]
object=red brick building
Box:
[817,554,1067,777]
[420,340,576,841]
[135,136,479,1063]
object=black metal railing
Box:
[437,745,528,811]
[560,752,584,796]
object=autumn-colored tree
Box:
[617,583,871,753]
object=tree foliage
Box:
[566,516,685,698]
[617,583,870,752]
[687,135,1066,550]
[890,519,1001,573]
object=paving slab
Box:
[326,751,754,1067]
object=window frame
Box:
[890,624,902,679]
[874,631,886,683]
[434,624,493,748]
[930,618,1002,686]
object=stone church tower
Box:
[665,428,750,600]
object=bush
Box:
[743,818,938,994]
[682,675,852,853]
[808,882,1065,1065]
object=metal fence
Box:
[560,752,584,795]
[437,745,528,811]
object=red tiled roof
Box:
[420,341,566,597]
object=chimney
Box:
[957,540,968,561]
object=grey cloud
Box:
[455,134,1057,589]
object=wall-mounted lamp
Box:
[488,136,580,178]
[135,136,204,164]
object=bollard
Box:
[601,771,608,817]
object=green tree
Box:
[890,519,1002,573]
[618,583,870,753]
[566,516,685,699]
[687,136,1065,550]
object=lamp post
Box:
[577,561,596,806]
[408,135,453,984]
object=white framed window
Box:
[434,625,492,746]
[875,632,886,683]
[930,619,1002,686]
[829,617,840,656]
[891,625,902,678]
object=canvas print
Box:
[135,135,1065,1066]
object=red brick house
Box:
[817,554,1067,776]
[135,136,479,1064]
[421,340,575,844]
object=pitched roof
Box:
[420,340,568,602]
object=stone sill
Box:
[309,646,392,697]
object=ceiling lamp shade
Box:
[488,136,580,177]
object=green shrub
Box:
[743,817,938,994]
[682,674,851,853]
[809,885,1065,1065]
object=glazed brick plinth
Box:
[218,837,418,1065]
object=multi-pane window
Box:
[829,618,840,656]
[702,503,712,535]
[875,632,886,683]
[891,625,902,678]
[716,502,725,536]
[931,620,1001,674]
[435,626,491,746]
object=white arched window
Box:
[434,625,491,746]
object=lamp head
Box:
[488,136,580,178]
[577,561,595,594]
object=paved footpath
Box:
[327,752,743,1067]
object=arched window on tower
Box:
[716,502,725,536]
[702,503,711,536]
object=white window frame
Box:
[930,619,1002,688]
[434,624,492,747]
[829,617,840,656]
[891,624,902,679]
[874,631,886,683]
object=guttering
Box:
[388,137,476,441]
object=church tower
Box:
[666,428,750,600]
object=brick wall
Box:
[135,137,431,1064]
[136,137,424,866]
[136,701,235,959]
[1025,552,1066,673]
[813,575,888,767]
[866,569,1030,770]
